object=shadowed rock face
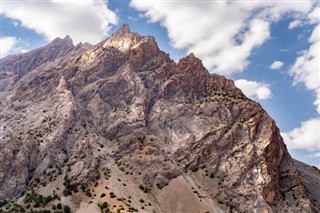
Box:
[0,24,319,213]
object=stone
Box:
[0,24,318,213]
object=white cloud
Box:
[288,7,320,113]
[288,20,302,29]
[0,36,17,58]
[308,152,320,158]
[289,24,320,113]
[1,37,30,58]
[12,20,19,27]
[270,61,284,70]
[234,79,272,100]
[130,0,314,75]
[281,118,320,151]
[279,6,320,163]
[308,7,320,24]
[1,0,118,44]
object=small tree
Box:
[64,205,71,213]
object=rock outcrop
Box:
[0,24,319,213]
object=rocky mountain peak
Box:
[0,34,87,92]
[178,52,208,75]
[114,23,131,36]
[51,35,74,47]
[101,23,159,54]
[0,24,319,213]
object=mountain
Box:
[0,24,319,213]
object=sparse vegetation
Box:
[63,205,71,213]
[85,189,92,197]
[156,183,163,190]
[138,184,150,193]
[63,176,78,196]
[56,202,62,210]
[110,192,116,198]
[23,190,58,208]
[191,167,199,172]
[104,168,111,180]
[98,201,110,213]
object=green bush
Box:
[98,202,109,212]
[80,184,87,192]
[209,173,214,178]
[56,203,62,210]
[63,177,78,196]
[23,190,56,207]
[110,192,116,198]
[85,189,92,197]
[138,184,149,193]
[156,183,163,190]
[191,167,198,172]
[63,205,71,213]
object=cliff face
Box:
[0,24,319,213]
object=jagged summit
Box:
[178,52,207,72]
[0,25,319,213]
[186,52,196,58]
[51,35,73,46]
[113,23,131,36]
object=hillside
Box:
[0,24,319,213]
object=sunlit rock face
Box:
[0,24,319,213]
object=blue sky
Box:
[1,0,319,167]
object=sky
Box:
[0,0,319,167]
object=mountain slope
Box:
[0,24,319,213]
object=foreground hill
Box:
[0,24,319,213]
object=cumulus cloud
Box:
[0,36,27,58]
[1,0,118,44]
[234,79,272,100]
[0,37,17,58]
[270,61,284,70]
[308,6,320,24]
[280,6,320,161]
[281,118,320,151]
[130,0,314,75]
[289,23,320,113]
[288,20,302,29]
[308,152,320,158]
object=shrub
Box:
[191,167,198,172]
[0,200,8,208]
[139,184,149,193]
[64,205,71,213]
[139,185,145,191]
[63,177,78,196]
[85,189,92,197]
[110,192,116,198]
[23,190,56,207]
[156,183,163,190]
[57,203,62,210]
[80,184,86,192]
[34,177,41,184]
[98,202,109,212]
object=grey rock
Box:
[0,24,318,213]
